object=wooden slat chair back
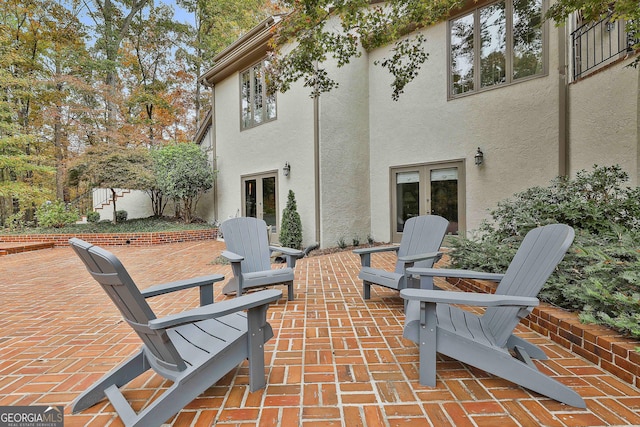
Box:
[484,224,575,347]
[220,217,303,300]
[70,239,185,373]
[69,238,282,426]
[221,216,273,273]
[354,215,449,299]
[395,215,449,273]
[401,224,586,408]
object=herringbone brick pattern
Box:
[1,241,640,426]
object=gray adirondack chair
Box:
[401,224,586,408]
[221,217,303,301]
[353,215,449,299]
[69,238,282,427]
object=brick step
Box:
[0,242,55,256]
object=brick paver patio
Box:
[2,240,640,426]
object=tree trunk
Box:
[111,188,117,223]
[55,61,65,200]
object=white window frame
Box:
[448,0,548,99]
[240,60,277,130]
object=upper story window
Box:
[240,61,277,130]
[449,0,545,97]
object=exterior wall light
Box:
[283,161,291,177]
[474,147,484,166]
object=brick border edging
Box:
[0,229,218,247]
[449,277,640,389]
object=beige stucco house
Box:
[193,2,639,249]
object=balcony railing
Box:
[571,13,637,80]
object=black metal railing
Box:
[571,13,637,80]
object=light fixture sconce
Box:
[474,147,484,166]
[283,161,291,177]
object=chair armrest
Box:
[352,245,400,255]
[269,246,303,268]
[269,246,303,257]
[400,288,538,307]
[140,274,224,298]
[148,289,283,330]
[406,267,504,282]
[353,245,400,268]
[398,251,442,264]
[141,274,224,306]
[222,250,244,263]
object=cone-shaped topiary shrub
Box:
[280,190,302,250]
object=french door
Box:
[242,172,278,240]
[391,161,465,243]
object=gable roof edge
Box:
[199,15,284,86]
[194,109,213,145]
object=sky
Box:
[159,0,195,26]
[73,0,195,29]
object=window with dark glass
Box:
[450,0,544,97]
[240,61,276,129]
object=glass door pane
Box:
[430,168,459,235]
[262,176,276,228]
[396,171,421,233]
[245,179,257,218]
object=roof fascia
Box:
[194,109,213,145]
[200,15,283,86]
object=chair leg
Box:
[110,370,215,427]
[287,281,295,301]
[493,354,585,407]
[363,282,371,299]
[418,301,438,387]
[445,341,586,408]
[222,277,238,296]
[507,334,548,360]
[72,350,148,413]
[247,304,268,391]
[104,339,257,427]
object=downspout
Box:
[211,85,218,222]
[200,78,218,222]
[314,91,321,244]
[558,24,569,177]
[313,60,321,245]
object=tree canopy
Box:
[268,0,639,99]
[269,0,465,100]
[70,145,154,222]
[1,0,636,227]
[0,0,273,226]
[151,143,214,223]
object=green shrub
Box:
[36,200,80,228]
[280,190,303,250]
[151,143,215,223]
[115,210,128,223]
[337,237,347,249]
[352,235,360,247]
[449,165,640,338]
[86,211,101,223]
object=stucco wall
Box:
[367,21,564,240]
[198,12,639,250]
[212,69,317,247]
[317,48,371,248]
[96,190,180,222]
[96,190,153,221]
[567,58,639,185]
